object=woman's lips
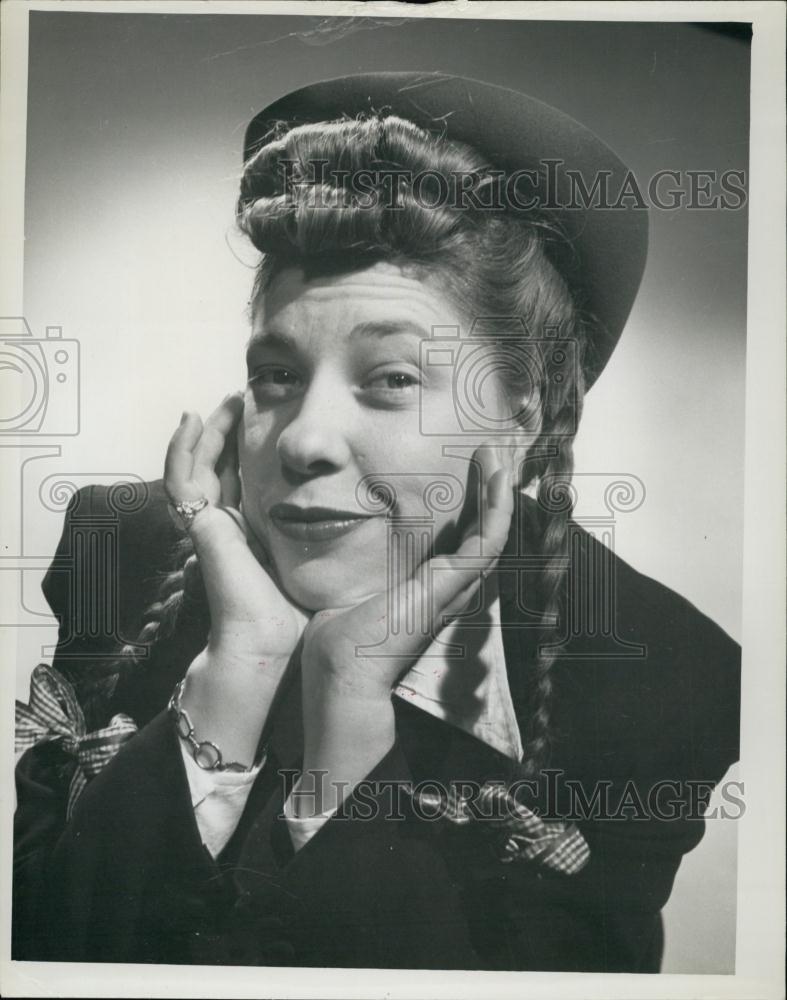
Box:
[268,503,378,542]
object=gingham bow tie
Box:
[414,781,590,875]
[15,663,138,819]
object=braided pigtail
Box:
[117,537,202,660]
[74,536,207,725]
[521,419,582,775]
[62,534,207,729]
[514,302,587,777]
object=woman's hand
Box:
[294,446,515,813]
[164,392,308,765]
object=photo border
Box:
[0,2,783,998]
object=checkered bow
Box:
[15,663,138,819]
[414,781,590,875]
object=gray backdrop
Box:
[16,12,749,974]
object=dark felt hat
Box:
[243,72,649,389]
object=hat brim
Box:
[244,72,649,390]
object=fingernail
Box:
[180,411,188,425]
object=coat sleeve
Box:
[37,712,225,963]
[13,741,76,959]
[12,481,202,960]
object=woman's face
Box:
[239,260,533,611]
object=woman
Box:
[13,73,740,972]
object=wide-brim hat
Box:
[243,72,649,390]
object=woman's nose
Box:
[276,376,353,476]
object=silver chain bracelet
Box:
[168,679,266,772]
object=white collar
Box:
[394,574,523,762]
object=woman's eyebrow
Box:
[348,320,432,342]
[246,330,298,355]
[246,321,431,359]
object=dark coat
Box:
[13,480,740,971]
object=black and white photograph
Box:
[0,2,783,998]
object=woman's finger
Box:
[163,412,204,501]
[192,393,244,478]
[475,444,504,550]
[427,466,513,615]
[439,461,512,624]
[215,395,243,507]
[216,418,241,508]
[381,464,513,655]
[218,461,241,509]
[441,576,484,622]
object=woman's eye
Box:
[248,367,301,399]
[365,370,421,394]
